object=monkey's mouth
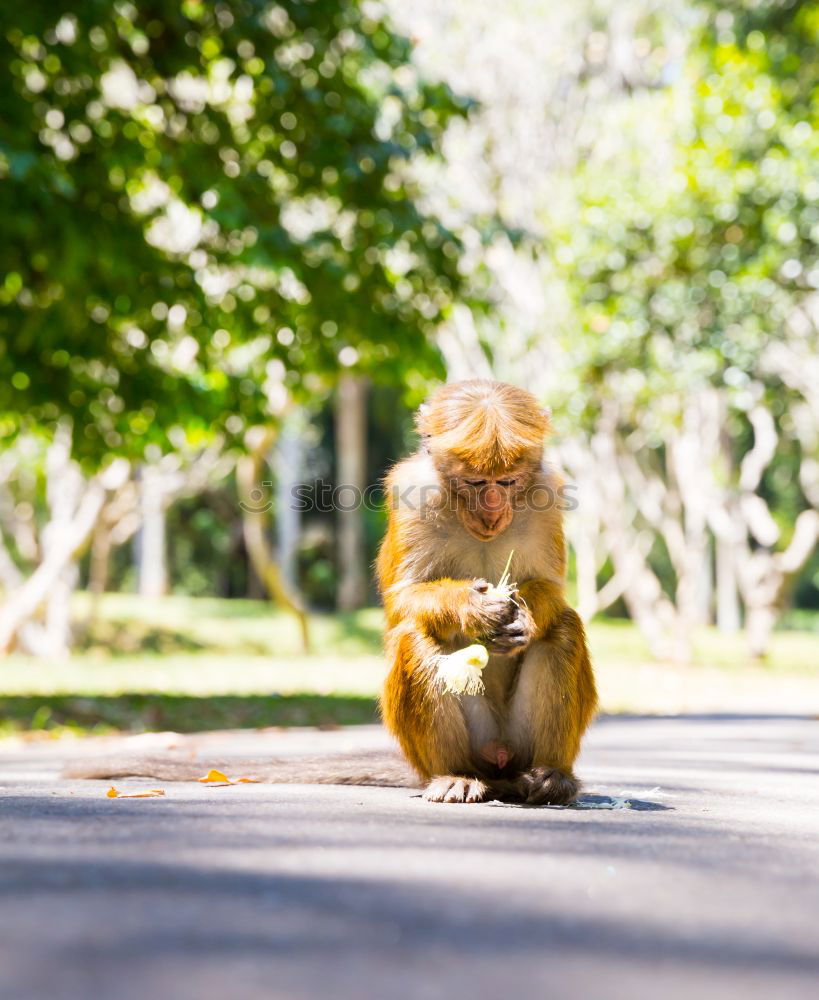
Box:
[464,521,508,542]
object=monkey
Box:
[376,378,598,804]
[65,379,596,807]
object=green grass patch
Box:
[0,693,379,740]
[0,593,816,738]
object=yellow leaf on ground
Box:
[197,769,261,785]
[106,787,165,799]
[198,769,230,784]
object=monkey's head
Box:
[417,379,551,542]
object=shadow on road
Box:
[1,852,817,990]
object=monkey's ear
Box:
[415,402,431,433]
[540,405,553,440]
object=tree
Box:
[0,0,474,652]
[334,372,368,610]
[552,0,819,656]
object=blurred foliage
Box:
[0,0,477,465]
[4,0,819,627]
[70,383,412,607]
[164,489,246,596]
[547,0,819,561]
[556,0,819,415]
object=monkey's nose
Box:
[482,509,502,529]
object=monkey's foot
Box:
[516,766,579,805]
[423,776,490,804]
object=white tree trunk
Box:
[136,465,167,598]
[572,527,600,622]
[0,475,108,655]
[42,562,79,658]
[715,537,741,632]
[238,426,310,650]
[335,375,368,611]
[0,427,129,656]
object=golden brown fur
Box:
[417,380,551,475]
[378,378,598,804]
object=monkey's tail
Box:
[63,749,420,788]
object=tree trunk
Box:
[715,537,741,632]
[335,374,368,611]
[0,480,106,655]
[89,527,112,597]
[136,465,167,598]
[696,539,714,627]
[745,604,777,660]
[238,426,310,651]
[275,409,304,590]
[616,553,690,662]
[0,426,122,656]
[573,528,600,622]
[43,562,79,658]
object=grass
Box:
[0,593,817,739]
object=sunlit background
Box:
[2,0,818,739]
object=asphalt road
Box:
[1,715,818,1000]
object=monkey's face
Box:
[447,463,530,542]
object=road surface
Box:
[1,715,817,1000]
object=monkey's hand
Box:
[475,582,536,655]
[465,580,533,654]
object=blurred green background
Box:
[1,0,818,739]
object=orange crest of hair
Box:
[417,379,551,475]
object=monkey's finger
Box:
[486,634,529,653]
[487,600,519,624]
[499,618,529,636]
[496,624,530,642]
[501,632,530,645]
[483,620,526,643]
[472,579,490,594]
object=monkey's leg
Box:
[506,608,598,805]
[381,626,496,803]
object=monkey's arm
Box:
[517,578,570,637]
[386,578,480,637]
[386,578,521,648]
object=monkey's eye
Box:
[464,479,487,488]
[497,479,517,487]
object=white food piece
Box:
[438,644,489,695]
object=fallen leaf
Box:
[107,786,165,799]
[198,769,230,784]
[197,769,261,785]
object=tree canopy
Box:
[1,0,470,464]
